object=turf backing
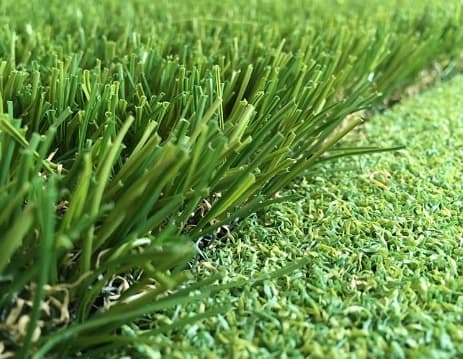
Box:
[144,74,463,358]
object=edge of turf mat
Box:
[139,75,463,358]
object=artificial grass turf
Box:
[142,74,463,358]
[1,0,463,356]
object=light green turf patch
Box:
[138,75,463,358]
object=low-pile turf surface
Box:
[145,75,463,358]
